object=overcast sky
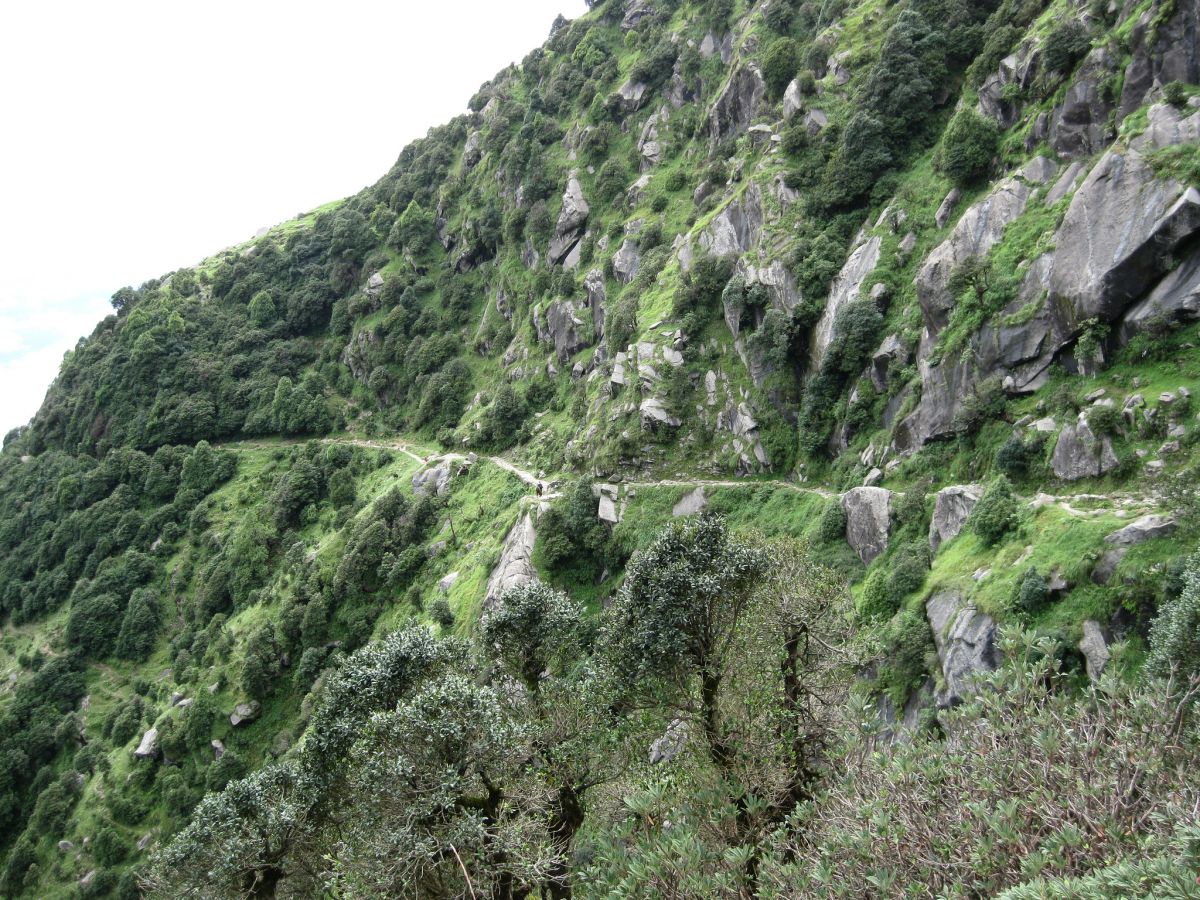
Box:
[0,0,586,437]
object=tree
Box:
[601,515,768,767]
[115,587,161,660]
[66,593,123,658]
[935,108,999,185]
[762,38,799,97]
[1148,550,1200,679]
[248,290,276,327]
[482,582,583,692]
[110,286,137,313]
[968,475,1018,546]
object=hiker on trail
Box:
[536,482,543,497]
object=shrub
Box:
[816,500,847,544]
[994,433,1033,479]
[1041,20,1091,78]
[1164,80,1189,108]
[762,38,799,97]
[1015,567,1049,617]
[764,631,1200,896]
[429,598,455,629]
[595,159,629,202]
[935,109,999,186]
[968,475,1018,546]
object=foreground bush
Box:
[760,631,1200,897]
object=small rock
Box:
[935,188,962,229]
[211,739,226,760]
[1085,388,1107,402]
[438,572,460,593]
[649,718,689,764]
[58,840,74,852]
[230,701,261,727]
[863,467,883,487]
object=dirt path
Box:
[221,436,1165,519]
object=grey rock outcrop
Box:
[1051,415,1119,481]
[783,78,804,120]
[134,728,159,759]
[926,591,1000,707]
[535,299,589,362]
[548,175,590,265]
[806,237,883,372]
[1117,0,1200,123]
[617,79,651,114]
[621,0,655,31]
[708,64,766,143]
[649,718,689,764]
[809,235,883,371]
[699,182,763,257]
[874,678,935,746]
[584,268,607,344]
[898,106,1200,454]
[484,514,538,612]
[1049,47,1118,159]
[917,177,1034,333]
[412,462,452,497]
[672,487,708,517]
[1104,514,1177,546]
[613,238,641,285]
[1079,620,1110,683]
[870,333,909,392]
[929,485,983,553]
[841,487,892,565]
[640,397,682,429]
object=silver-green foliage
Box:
[1148,550,1200,679]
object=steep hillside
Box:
[3,0,1200,896]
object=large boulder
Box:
[230,701,261,727]
[616,79,651,114]
[926,591,1000,708]
[841,487,892,565]
[1104,514,1177,546]
[412,462,452,497]
[621,0,655,31]
[708,64,766,143]
[612,238,641,285]
[672,487,708,517]
[134,728,159,759]
[783,78,804,120]
[809,235,883,371]
[1078,620,1110,683]
[535,299,589,362]
[699,182,764,257]
[1051,415,1119,481]
[484,514,538,612]
[584,268,607,344]
[640,397,682,430]
[929,485,983,553]
[548,175,590,265]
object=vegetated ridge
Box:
[3,0,1200,896]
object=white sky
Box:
[0,0,586,437]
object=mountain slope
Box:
[2,0,1200,896]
